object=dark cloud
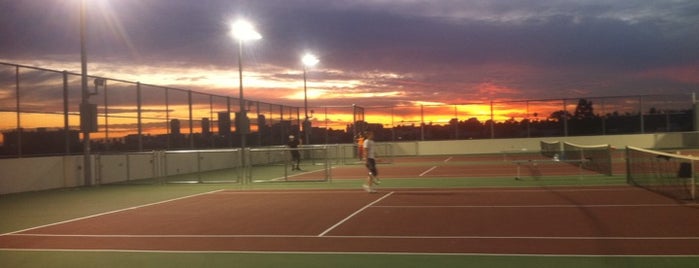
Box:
[1,0,698,104]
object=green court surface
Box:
[2,158,699,268]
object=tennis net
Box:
[540,140,561,158]
[246,146,331,183]
[340,143,394,165]
[562,142,613,175]
[626,146,696,200]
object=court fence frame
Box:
[87,143,395,185]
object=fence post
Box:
[137,82,143,151]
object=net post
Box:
[238,148,246,184]
[625,146,631,185]
[196,151,203,184]
[692,161,696,200]
[284,149,289,182]
[326,146,332,182]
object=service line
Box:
[419,166,438,177]
[318,191,394,237]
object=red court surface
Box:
[318,154,623,180]
[2,186,699,255]
[278,151,629,182]
[328,163,605,179]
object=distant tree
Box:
[573,98,595,119]
[549,110,572,121]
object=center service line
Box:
[419,166,437,177]
[318,191,394,237]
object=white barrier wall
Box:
[409,133,665,156]
[97,154,129,184]
[0,156,84,194]
[1,132,697,195]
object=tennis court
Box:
[2,186,699,255]
[2,148,699,267]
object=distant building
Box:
[218,112,231,136]
[202,118,210,136]
[2,128,80,155]
[170,119,180,135]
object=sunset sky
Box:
[1,0,698,121]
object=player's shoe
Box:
[362,184,377,193]
[369,173,380,184]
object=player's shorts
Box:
[366,158,378,176]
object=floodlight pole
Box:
[237,39,247,181]
[80,0,92,186]
[231,19,261,184]
[303,64,309,144]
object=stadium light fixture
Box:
[230,20,262,41]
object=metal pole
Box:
[63,71,69,154]
[324,107,329,144]
[562,99,568,137]
[80,0,92,186]
[187,90,194,148]
[137,82,143,151]
[103,80,109,148]
[303,64,310,144]
[352,104,357,140]
[391,107,395,142]
[420,104,424,141]
[227,96,232,147]
[15,65,21,157]
[165,88,171,148]
[490,100,495,138]
[237,40,247,183]
[693,92,699,131]
[639,95,645,134]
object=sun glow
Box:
[1,57,557,140]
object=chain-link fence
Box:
[351,95,695,142]
[1,62,696,158]
[0,62,302,157]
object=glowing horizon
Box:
[1,56,693,144]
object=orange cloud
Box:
[476,81,519,98]
[634,64,699,84]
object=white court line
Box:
[7,233,699,241]
[0,189,224,236]
[443,156,453,162]
[419,166,437,177]
[262,167,328,182]
[317,191,394,237]
[3,248,698,258]
[373,204,695,208]
[384,187,651,193]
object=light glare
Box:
[230,20,262,41]
[302,53,319,67]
